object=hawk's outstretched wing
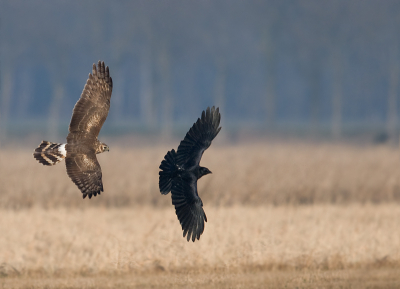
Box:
[67,61,113,142]
[66,152,103,199]
[171,176,207,242]
[65,61,112,199]
[175,106,221,170]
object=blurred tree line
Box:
[0,0,400,142]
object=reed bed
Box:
[1,141,400,287]
[1,205,399,276]
[1,141,400,208]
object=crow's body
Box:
[159,106,221,242]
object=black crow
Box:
[159,106,221,242]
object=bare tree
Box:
[331,48,343,140]
[47,80,64,141]
[257,1,282,129]
[159,41,173,139]
[263,29,277,129]
[387,43,399,146]
[139,14,156,130]
[0,69,12,146]
[214,57,226,114]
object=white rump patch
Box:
[58,144,67,157]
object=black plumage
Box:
[159,106,221,242]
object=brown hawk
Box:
[33,61,113,199]
[159,106,221,242]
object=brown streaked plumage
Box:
[33,61,113,199]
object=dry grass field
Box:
[2,139,400,208]
[1,140,400,288]
[0,205,400,288]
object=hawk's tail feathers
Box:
[159,149,178,195]
[33,141,67,166]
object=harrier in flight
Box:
[159,106,221,242]
[33,61,113,199]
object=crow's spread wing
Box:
[66,151,103,199]
[175,106,221,170]
[67,61,113,143]
[171,176,207,242]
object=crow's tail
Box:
[33,141,66,166]
[159,149,178,195]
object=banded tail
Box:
[33,141,67,166]
[159,149,178,194]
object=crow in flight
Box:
[159,106,221,242]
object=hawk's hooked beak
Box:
[104,146,110,152]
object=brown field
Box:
[1,205,400,288]
[2,140,400,208]
[1,140,400,287]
